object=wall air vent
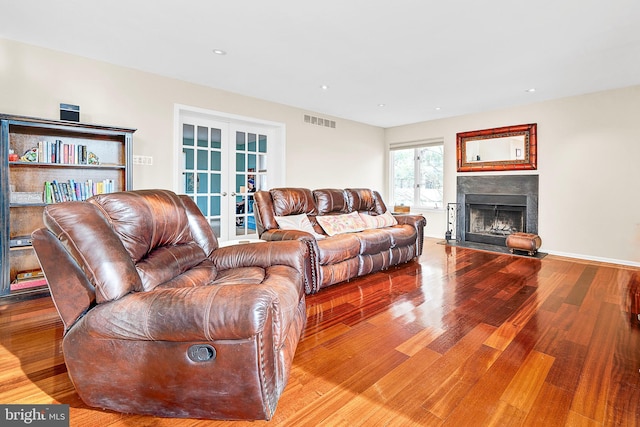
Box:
[303,114,336,129]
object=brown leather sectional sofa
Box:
[32,190,308,420]
[254,188,426,293]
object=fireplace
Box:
[456,175,538,248]
[465,194,527,246]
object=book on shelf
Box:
[11,269,47,291]
[16,269,44,280]
[31,139,90,165]
[11,277,48,291]
[44,179,116,203]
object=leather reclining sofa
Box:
[253,188,426,294]
[32,189,308,420]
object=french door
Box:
[178,112,279,242]
[232,127,269,239]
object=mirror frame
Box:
[456,123,537,172]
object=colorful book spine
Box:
[44,178,118,203]
[51,180,61,203]
[10,277,47,291]
[44,182,53,204]
[30,140,91,164]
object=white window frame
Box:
[389,137,444,211]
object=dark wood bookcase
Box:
[0,114,135,300]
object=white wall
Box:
[386,86,640,266]
[0,38,385,192]
[3,38,639,265]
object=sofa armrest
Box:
[257,230,318,294]
[80,283,298,341]
[394,214,427,256]
[32,228,96,332]
[393,213,426,228]
[211,240,307,272]
[212,239,314,294]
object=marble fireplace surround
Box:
[456,175,539,248]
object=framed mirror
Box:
[456,123,537,172]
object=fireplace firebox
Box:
[465,194,527,246]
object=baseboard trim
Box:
[544,250,640,268]
[426,235,640,268]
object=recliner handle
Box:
[187,344,216,362]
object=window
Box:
[390,139,444,210]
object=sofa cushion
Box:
[316,211,366,236]
[211,266,266,285]
[89,190,195,262]
[136,244,217,291]
[315,234,361,265]
[313,189,348,214]
[385,224,418,247]
[274,213,326,240]
[318,257,360,289]
[154,259,218,289]
[345,188,377,213]
[271,188,317,216]
[359,211,398,229]
[90,190,209,292]
[355,229,393,255]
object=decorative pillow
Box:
[316,211,367,236]
[359,211,398,229]
[274,213,325,240]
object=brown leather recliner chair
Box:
[31,189,308,420]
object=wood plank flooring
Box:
[1,238,639,426]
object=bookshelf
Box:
[0,114,135,300]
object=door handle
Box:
[221,192,227,196]
[231,192,236,196]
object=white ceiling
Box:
[2,1,640,128]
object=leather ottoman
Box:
[506,232,542,256]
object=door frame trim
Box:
[172,104,286,194]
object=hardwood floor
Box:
[1,238,639,426]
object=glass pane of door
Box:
[181,122,225,238]
[233,131,265,238]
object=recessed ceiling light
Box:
[320,85,329,90]
[435,106,441,111]
[526,88,536,93]
[378,103,386,108]
[212,49,227,55]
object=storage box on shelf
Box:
[1,114,135,299]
